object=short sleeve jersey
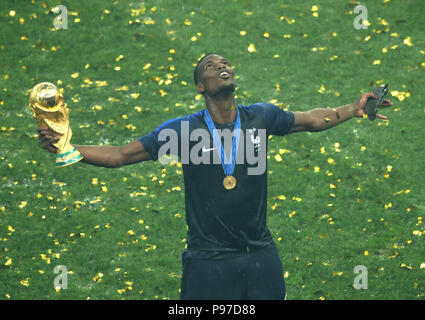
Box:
[139,103,294,255]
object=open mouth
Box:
[218,71,231,79]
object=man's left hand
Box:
[352,92,394,120]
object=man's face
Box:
[196,54,236,96]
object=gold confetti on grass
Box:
[311,5,319,17]
[391,90,410,101]
[4,257,12,266]
[93,273,104,282]
[318,84,326,94]
[280,16,295,24]
[20,278,30,287]
[403,37,413,46]
[247,43,257,53]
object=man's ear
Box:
[196,82,205,94]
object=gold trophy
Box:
[29,82,83,167]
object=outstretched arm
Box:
[289,92,393,133]
[37,127,152,168]
[74,142,152,167]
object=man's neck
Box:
[204,93,236,124]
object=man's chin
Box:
[218,82,236,94]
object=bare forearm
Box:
[309,103,356,131]
[73,145,123,168]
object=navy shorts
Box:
[180,244,286,300]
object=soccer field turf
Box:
[0,0,424,300]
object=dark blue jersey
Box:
[139,103,294,256]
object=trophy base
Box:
[56,147,83,167]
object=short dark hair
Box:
[193,53,217,85]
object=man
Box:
[38,53,393,299]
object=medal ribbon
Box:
[203,107,241,177]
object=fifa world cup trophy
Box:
[29,82,83,167]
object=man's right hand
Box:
[37,126,60,153]
[36,127,152,167]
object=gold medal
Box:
[223,175,237,190]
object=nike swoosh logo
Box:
[202,146,216,152]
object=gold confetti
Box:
[20,278,30,287]
[403,37,413,46]
[19,201,27,209]
[247,43,257,53]
[93,273,104,282]
[280,16,295,24]
[391,90,410,102]
[400,263,413,270]
[5,258,12,266]
[384,202,392,210]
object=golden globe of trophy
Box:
[29,82,83,167]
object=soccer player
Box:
[37,53,393,300]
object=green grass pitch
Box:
[0,0,424,299]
